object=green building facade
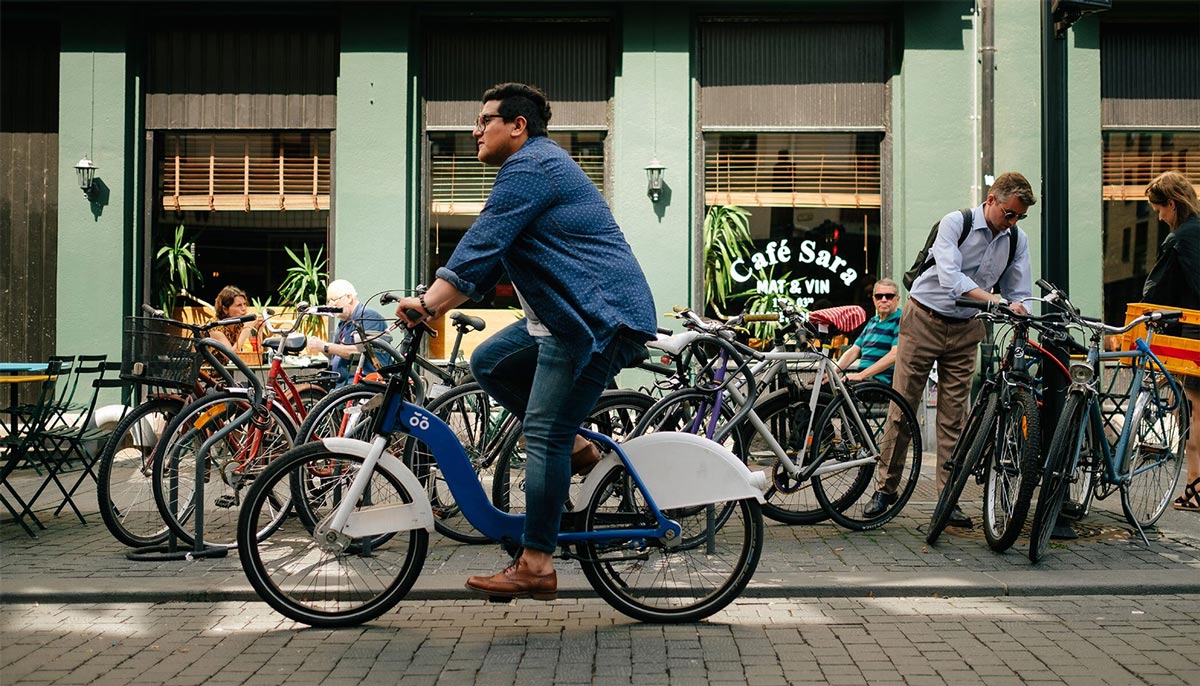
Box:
[2,1,1196,365]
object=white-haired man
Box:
[306,279,391,385]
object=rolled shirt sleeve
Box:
[930,210,982,299]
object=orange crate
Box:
[1120,303,1200,379]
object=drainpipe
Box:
[977,0,998,387]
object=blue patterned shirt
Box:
[436,136,657,375]
[854,308,901,384]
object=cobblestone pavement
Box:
[3,463,1199,603]
[3,595,1197,686]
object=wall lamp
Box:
[75,157,98,198]
[645,158,666,203]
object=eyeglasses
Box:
[327,293,350,306]
[474,113,506,132]
[1001,208,1028,222]
[873,293,897,301]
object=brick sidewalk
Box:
[3,460,1199,604]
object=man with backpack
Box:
[866,172,1035,527]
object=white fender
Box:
[575,432,768,512]
[321,437,435,534]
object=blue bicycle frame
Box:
[365,373,683,547]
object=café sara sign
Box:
[727,238,862,309]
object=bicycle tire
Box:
[96,396,184,547]
[576,463,763,623]
[1029,393,1087,563]
[1121,383,1188,529]
[1061,421,1097,520]
[982,386,1041,552]
[927,392,997,545]
[151,391,297,548]
[813,382,922,531]
[491,389,656,522]
[238,442,428,627]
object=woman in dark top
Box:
[1142,170,1200,513]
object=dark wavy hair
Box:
[215,285,247,319]
[482,82,552,137]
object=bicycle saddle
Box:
[263,332,308,355]
[450,312,487,333]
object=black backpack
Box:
[902,208,1018,290]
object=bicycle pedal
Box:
[214,494,238,509]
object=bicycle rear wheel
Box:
[749,388,830,525]
[813,382,922,531]
[295,381,388,444]
[238,442,428,627]
[1029,394,1087,563]
[982,387,1041,552]
[152,391,297,548]
[1121,381,1188,529]
[96,396,183,547]
[927,392,996,545]
[576,464,763,623]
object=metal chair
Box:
[0,361,64,536]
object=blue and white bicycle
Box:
[237,312,768,627]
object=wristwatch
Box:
[323,344,330,355]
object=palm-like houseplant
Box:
[155,224,204,316]
[277,244,329,339]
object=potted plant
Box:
[277,244,329,339]
[703,204,754,320]
[155,224,204,317]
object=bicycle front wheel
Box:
[577,464,763,623]
[1121,381,1188,529]
[96,396,183,547]
[928,392,997,545]
[238,442,428,627]
[295,381,388,444]
[152,392,297,548]
[982,387,1041,552]
[813,382,922,531]
[1029,393,1087,563]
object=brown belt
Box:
[910,297,972,324]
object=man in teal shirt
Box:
[836,278,901,384]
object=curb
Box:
[5,570,1198,605]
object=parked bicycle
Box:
[96,306,251,547]
[237,309,768,626]
[634,305,923,530]
[150,303,341,549]
[1028,282,1189,562]
[926,292,1075,550]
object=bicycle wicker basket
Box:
[121,316,202,390]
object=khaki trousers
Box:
[876,299,984,494]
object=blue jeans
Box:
[470,320,644,553]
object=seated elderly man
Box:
[306,279,391,386]
[836,278,901,384]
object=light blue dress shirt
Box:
[908,204,1033,319]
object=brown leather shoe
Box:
[570,442,601,476]
[465,558,557,600]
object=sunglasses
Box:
[873,293,897,301]
[1001,208,1028,222]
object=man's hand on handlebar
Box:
[395,297,431,328]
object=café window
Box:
[426,131,605,309]
[1100,131,1200,324]
[152,131,330,310]
[703,131,884,316]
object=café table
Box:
[0,363,50,436]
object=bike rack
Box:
[127,339,262,562]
